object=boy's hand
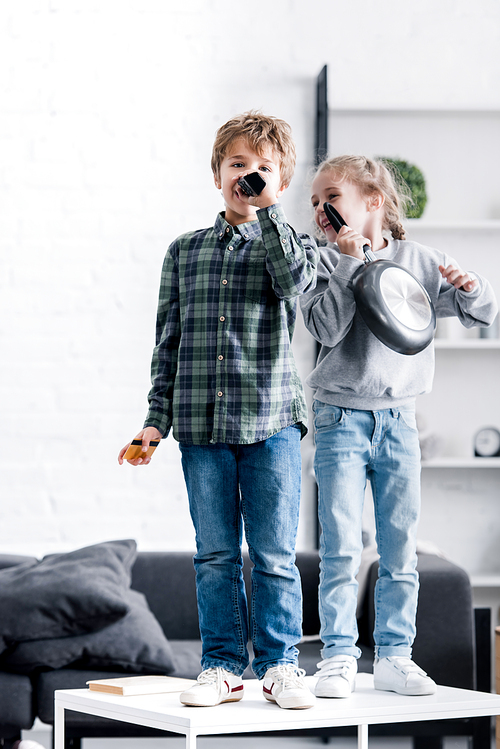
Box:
[235,173,284,210]
[439,264,477,292]
[118,426,163,466]
[245,182,281,210]
[336,225,368,261]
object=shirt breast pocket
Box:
[243,257,275,304]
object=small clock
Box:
[474,427,500,457]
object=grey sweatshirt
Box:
[300,238,498,410]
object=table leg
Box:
[358,723,368,749]
[185,729,197,749]
[54,702,65,749]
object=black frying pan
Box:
[324,202,436,355]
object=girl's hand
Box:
[118,426,163,466]
[439,264,477,292]
[336,225,369,261]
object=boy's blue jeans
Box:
[313,401,421,661]
[179,425,303,680]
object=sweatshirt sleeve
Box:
[435,262,498,329]
[257,203,319,299]
[300,245,364,347]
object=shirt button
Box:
[226,227,230,233]
[219,316,225,322]
[217,391,223,397]
[244,233,249,239]
[271,213,277,219]
[281,237,287,244]
[218,355,224,361]
[222,279,228,285]
[228,245,233,251]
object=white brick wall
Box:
[1,0,499,557]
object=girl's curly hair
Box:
[313,155,411,240]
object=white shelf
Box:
[326,107,500,224]
[328,107,500,114]
[324,103,500,582]
[434,339,500,350]
[470,575,500,588]
[406,219,500,231]
[421,457,500,468]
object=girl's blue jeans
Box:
[313,400,421,661]
[179,425,303,680]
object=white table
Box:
[54,673,500,749]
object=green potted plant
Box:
[379,158,427,219]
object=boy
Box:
[118,112,318,709]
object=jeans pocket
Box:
[313,401,344,432]
[398,408,418,432]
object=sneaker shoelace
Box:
[269,664,306,689]
[314,657,354,678]
[197,667,227,690]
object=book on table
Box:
[86,675,195,696]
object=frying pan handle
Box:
[323,202,346,233]
[323,202,375,263]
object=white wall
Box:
[1,0,499,557]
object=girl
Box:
[301,155,498,699]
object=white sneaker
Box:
[373,656,437,696]
[314,655,357,698]
[180,668,244,706]
[262,664,316,709]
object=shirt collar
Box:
[214,212,261,241]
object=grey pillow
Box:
[0,539,137,653]
[3,589,176,675]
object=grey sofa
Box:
[0,548,492,749]
[0,554,39,747]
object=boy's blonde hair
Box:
[314,155,410,240]
[211,111,296,188]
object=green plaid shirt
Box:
[144,204,318,445]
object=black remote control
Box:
[238,172,266,197]
[324,202,372,256]
[323,202,346,233]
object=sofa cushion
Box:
[0,540,136,653]
[131,552,201,639]
[2,588,175,675]
[37,668,143,725]
[0,554,38,571]
[0,671,35,730]
[165,639,204,680]
[37,641,219,724]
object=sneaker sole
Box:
[315,681,355,699]
[180,694,244,707]
[180,687,244,707]
[374,680,437,696]
[278,700,315,709]
[263,692,315,709]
